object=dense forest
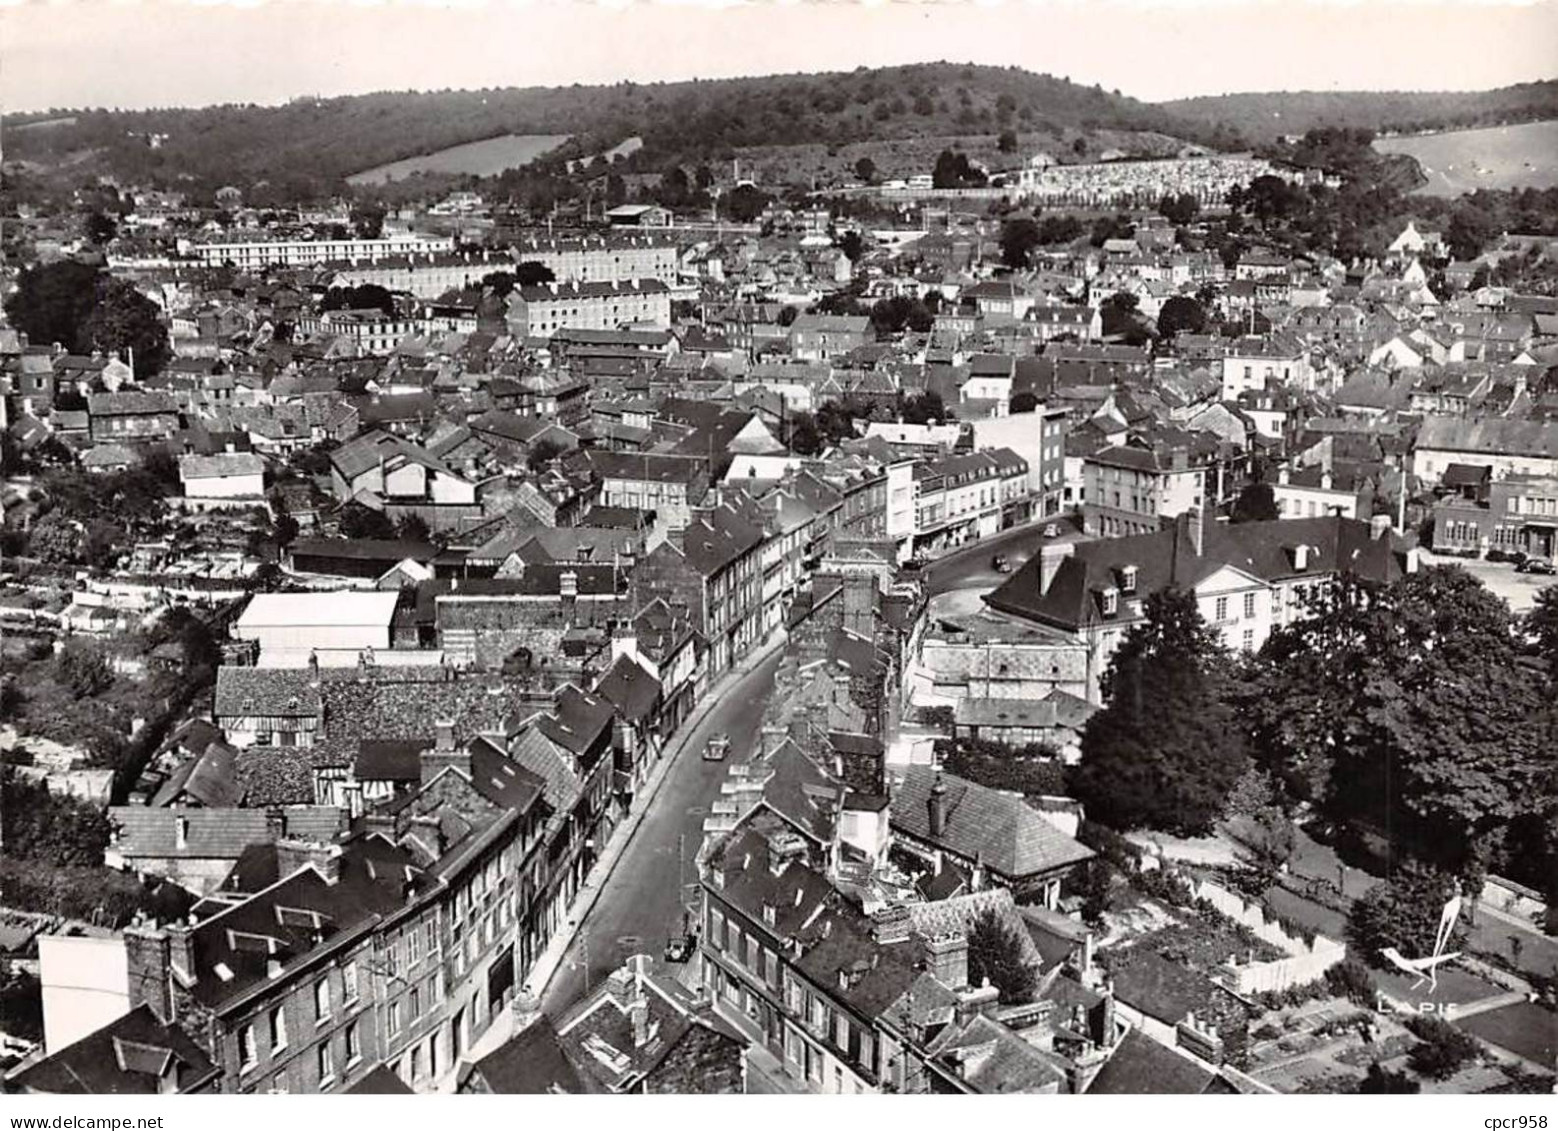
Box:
[2,63,1237,198]
[1164,80,1558,143]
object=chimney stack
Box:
[1188,506,1204,557]
[1370,513,1392,541]
[124,924,174,1022]
[275,839,342,884]
[1038,541,1076,594]
[927,772,948,839]
[924,930,969,990]
[421,723,471,785]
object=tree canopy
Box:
[966,909,1037,1004]
[1073,588,1249,835]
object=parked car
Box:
[991,553,1012,573]
[703,732,731,761]
[1517,556,1556,575]
[1041,523,1060,538]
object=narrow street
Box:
[539,648,785,1017]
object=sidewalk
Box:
[456,630,789,1074]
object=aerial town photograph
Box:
[0,0,1555,1110]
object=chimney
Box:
[1187,507,1204,557]
[560,570,578,599]
[1320,470,1333,491]
[1277,466,1290,486]
[629,994,653,1049]
[924,930,969,990]
[124,924,174,1022]
[422,724,471,785]
[954,981,1001,1026]
[766,830,807,875]
[841,573,877,639]
[275,839,342,884]
[510,987,543,1033]
[307,649,321,687]
[927,772,948,839]
[1370,513,1391,540]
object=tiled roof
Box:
[891,767,1093,880]
[462,1016,589,1094]
[109,806,343,858]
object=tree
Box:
[1158,192,1200,226]
[999,217,1041,269]
[787,412,823,456]
[966,909,1037,1004]
[723,184,771,224]
[997,129,1018,154]
[4,260,101,353]
[0,768,111,867]
[338,503,396,540]
[1527,585,1558,669]
[836,230,865,263]
[932,149,984,190]
[1079,860,1116,927]
[515,260,556,287]
[1405,1015,1481,1080]
[1359,1063,1419,1094]
[1157,295,1207,338]
[1231,481,1279,523]
[85,279,171,379]
[1010,391,1039,414]
[55,639,113,700]
[394,513,431,544]
[84,210,118,245]
[900,390,945,425]
[1072,588,1249,835]
[350,203,386,239]
[777,305,799,328]
[1348,860,1466,967]
[853,157,877,184]
[526,438,564,471]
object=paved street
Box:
[539,647,786,1017]
[922,518,1079,597]
[1417,550,1553,613]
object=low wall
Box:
[1193,879,1347,997]
[1481,874,1547,926]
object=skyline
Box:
[1,0,1556,116]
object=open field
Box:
[348,132,570,185]
[1374,120,1558,196]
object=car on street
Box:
[1041,523,1060,537]
[1516,556,1556,575]
[991,553,1012,573]
[703,732,731,761]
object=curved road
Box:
[541,648,785,1016]
[921,518,1078,597]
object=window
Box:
[408,927,422,967]
[410,1046,424,1081]
[270,1072,289,1095]
[314,979,331,1023]
[388,1001,402,1038]
[1243,629,1255,652]
[240,1024,258,1072]
[410,987,422,1020]
[1215,596,1229,622]
[1101,588,1118,616]
[345,1022,361,1066]
[268,1007,288,1053]
[343,962,359,1004]
[1243,592,1256,619]
[317,1043,335,1087]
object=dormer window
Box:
[1293,544,1310,571]
[1102,587,1119,617]
[1121,565,1138,594]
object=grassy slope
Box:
[1162,80,1558,142]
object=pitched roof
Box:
[891,767,1093,880]
[461,1016,589,1094]
[8,1004,218,1095]
[1087,1029,1219,1095]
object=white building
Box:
[232,591,400,666]
[180,233,454,270]
[506,279,671,339]
[178,452,265,501]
